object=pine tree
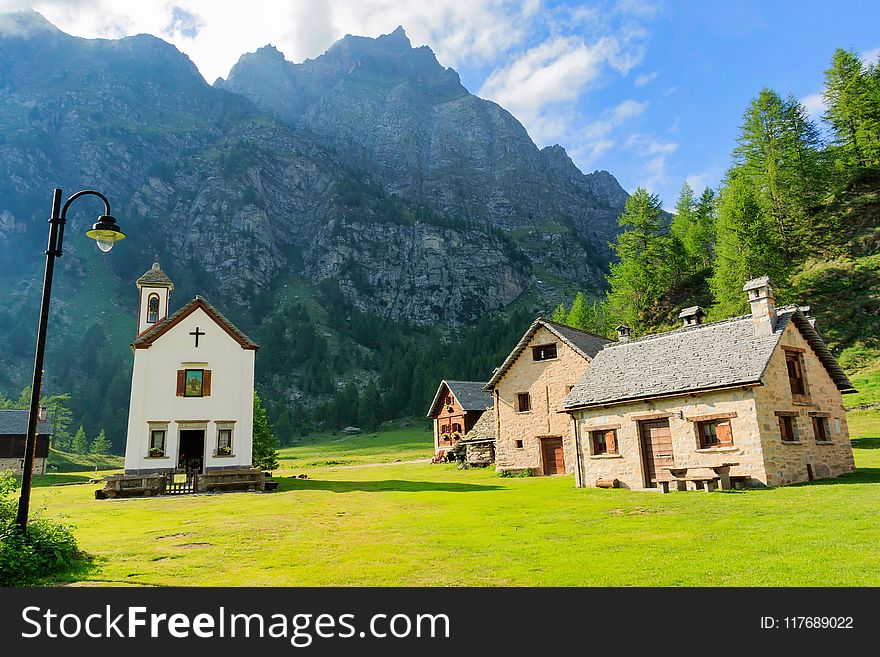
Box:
[43,393,72,450]
[90,429,111,455]
[252,392,279,470]
[550,303,568,323]
[691,187,717,270]
[709,171,786,316]
[823,48,880,171]
[566,292,591,328]
[671,181,697,272]
[71,426,88,454]
[607,187,672,331]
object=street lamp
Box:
[16,188,126,531]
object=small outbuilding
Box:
[426,380,492,456]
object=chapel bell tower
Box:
[136,261,174,335]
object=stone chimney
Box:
[615,324,631,342]
[678,306,704,327]
[743,276,777,337]
[39,406,48,422]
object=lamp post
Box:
[16,188,126,531]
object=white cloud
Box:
[567,99,648,165]
[4,0,542,82]
[684,173,716,194]
[634,71,657,86]
[861,47,880,67]
[479,35,620,130]
[801,91,826,121]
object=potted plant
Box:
[216,446,232,457]
[148,447,164,458]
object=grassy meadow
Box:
[23,409,880,587]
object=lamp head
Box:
[85,215,126,253]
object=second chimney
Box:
[615,324,631,342]
[678,306,705,327]
[743,276,777,337]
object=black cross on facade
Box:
[189,327,205,347]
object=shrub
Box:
[0,471,82,586]
[497,468,533,478]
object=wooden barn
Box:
[426,380,492,457]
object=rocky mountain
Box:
[219,27,627,255]
[0,11,629,442]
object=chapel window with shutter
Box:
[516,392,531,413]
[590,429,618,455]
[812,416,830,442]
[697,419,734,449]
[177,369,211,397]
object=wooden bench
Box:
[660,466,721,492]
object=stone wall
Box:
[0,457,46,476]
[465,441,495,466]
[572,388,766,489]
[494,326,589,475]
[752,322,855,486]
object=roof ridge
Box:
[603,313,753,348]
[541,317,612,342]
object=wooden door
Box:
[541,437,566,475]
[639,420,674,487]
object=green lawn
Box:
[26,410,880,587]
[845,363,880,408]
[277,423,434,470]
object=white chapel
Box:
[123,262,259,476]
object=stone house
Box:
[426,380,492,455]
[0,409,52,476]
[562,278,856,489]
[485,318,610,475]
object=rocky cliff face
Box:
[219,26,628,257]
[1,13,626,331]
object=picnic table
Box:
[658,462,740,493]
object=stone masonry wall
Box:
[494,326,589,475]
[0,457,46,476]
[572,388,766,489]
[752,322,855,486]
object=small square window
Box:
[696,419,734,448]
[812,417,830,442]
[514,440,524,449]
[516,393,531,413]
[779,416,796,442]
[532,343,558,361]
[590,430,617,455]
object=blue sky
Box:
[5,0,879,208]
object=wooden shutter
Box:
[176,370,185,396]
[716,420,734,446]
[606,430,617,453]
[203,369,212,396]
